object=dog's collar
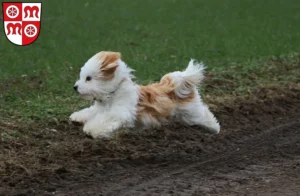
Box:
[109,78,127,94]
[94,78,127,103]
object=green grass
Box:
[0,0,300,125]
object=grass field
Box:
[1,0,300,128]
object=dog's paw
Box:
[69,112,86,123]
[83,123,117,139]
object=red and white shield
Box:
[2,2,42,46]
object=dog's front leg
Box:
[83,115,122,139]
[69,105,97,123]
[83,107,135,139]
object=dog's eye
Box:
[86,76,92,81]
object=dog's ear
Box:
[98,51,121,80]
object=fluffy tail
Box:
[171,59,205,98]
[168,60,220,134]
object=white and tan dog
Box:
[70,51,220,138]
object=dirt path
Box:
[56,119,300,196]
[112,120,300,196]
[1,85,300,196]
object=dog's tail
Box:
[168,60,220,134]
[170,59,205,98]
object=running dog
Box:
[70,51,220,138]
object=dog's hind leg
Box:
[177,94,220,134]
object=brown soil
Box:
[1,84,300,196]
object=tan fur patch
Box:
[97,51,121,80]
[137,75,195,125]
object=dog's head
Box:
[74,51,129,101]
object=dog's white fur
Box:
[70,51,220,138]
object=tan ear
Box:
[99,51,121,69]
[98,51,121,80]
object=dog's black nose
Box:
[74,85,78,91]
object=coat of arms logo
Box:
[2,2,42,46]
